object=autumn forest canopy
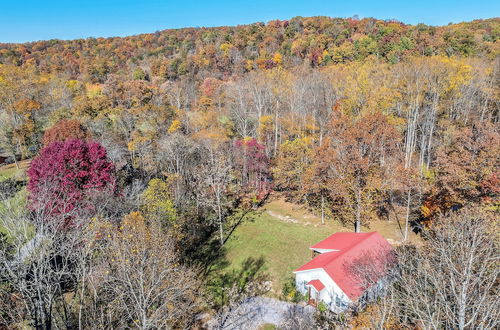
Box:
[0,15,499,329]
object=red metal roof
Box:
[306,279,325,292]
[295,232,394,301]
[310,232,375,251]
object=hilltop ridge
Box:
[1,16,498,81]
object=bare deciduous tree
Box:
[396,209,499,329]
[195,143,233,245]
[0,183,99,329]
[83,212,200,329]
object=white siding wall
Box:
[294,269,352,311]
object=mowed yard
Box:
[0,160,30,238]
[0,160,30,182]
[224,197,413,295]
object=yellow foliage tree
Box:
[168,119,181,133]
[141,178,177,225]
[273,52,282,65]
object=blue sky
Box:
[1,0,498,43]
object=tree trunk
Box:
[219,217,224,246]
[273,112,278,157]
[218,199,224,246]
[321,194,325,225]
[355,188,361,233]
[404,189,411,241]
[13,154,19,169]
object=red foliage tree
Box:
[27,139,115,215]
[43,119,89,146]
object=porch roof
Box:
[306,279,325,292]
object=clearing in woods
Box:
[0,160,30,238]
[0,161,416,295]
[0,160,30,182]
[224,196,416,295]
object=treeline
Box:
[0,16,499,80]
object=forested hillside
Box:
[1,16,499,78]
[0,16,498,329]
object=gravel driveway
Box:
[209,297,315,329]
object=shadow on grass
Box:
[205,255,268,309]
[189,201,265,276]
[193,222,269,309]
[184,195,271,310]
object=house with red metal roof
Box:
[293,231,394,311]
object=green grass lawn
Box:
[223,197,414,295]
[0,160,30,182]
[0,188,29,243]
[0,166,18,182]
[0,161,29,240]
[224,200,343,295]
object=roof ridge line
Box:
[319,232,377,271]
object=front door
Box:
[308,287,317,307]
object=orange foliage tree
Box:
[43,119,89,146]
[307,111,400,231]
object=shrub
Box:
[281,275,305,303]
[0,178,24,200]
